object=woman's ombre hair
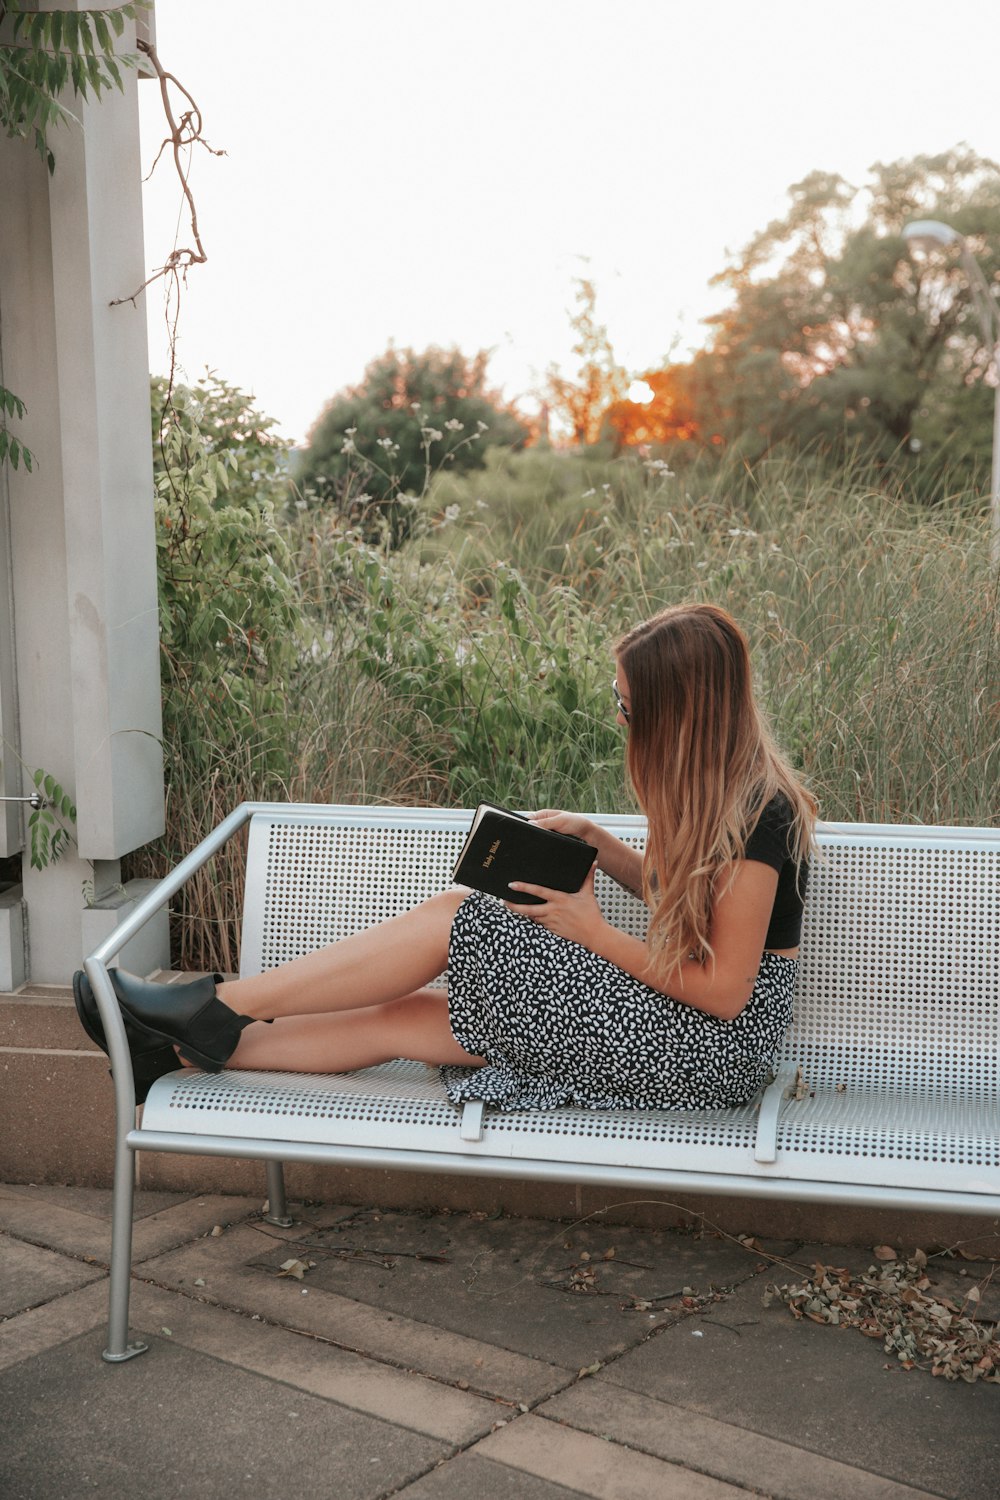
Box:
[616,603,816,983]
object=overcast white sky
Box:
[138,0,1000,444]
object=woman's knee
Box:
[379,989,448,1028]
[426,889,467,920]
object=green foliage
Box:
[150,371,292,514]
[0,383,34,471]
[152,379,305,774]
[346,546,625,808]
[304,446,999,828]
[0,2,142,173]
[141,421,1000,971]
[296,346,530,546]
[27,768,76,870]
[686,148,1000,490]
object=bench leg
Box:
[102,1136,148,1363]
[264,1160,293,1227]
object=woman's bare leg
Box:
[217,891,466,1022]
[227,988,484,1073]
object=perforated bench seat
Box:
[85,803,1000,1361]
[139,1063,1000,1202]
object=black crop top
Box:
[742,795,808,948]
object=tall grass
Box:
[144,447,999,971]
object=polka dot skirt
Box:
[441,891,796,1112]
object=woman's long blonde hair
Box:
[616,603,816,983]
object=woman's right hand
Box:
[529,809,602,847]
[531,809,645,898]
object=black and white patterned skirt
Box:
[441,891,796,1112]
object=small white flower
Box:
[423,427,443,443]
[476,499,489,510]
[476,420,489,431]
[582,488,596,498]
[444,418,464,431]
[443,503,461,522]
[341,437,356,454]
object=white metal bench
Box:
[85,803,1000,1362]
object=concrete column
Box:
[0,6,167,982]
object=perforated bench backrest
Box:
[241,809,1000,1104]
[786,827,999,1099]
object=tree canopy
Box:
[647,148,1000,486]
[296,345,530,543]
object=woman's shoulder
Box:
[743,792,796,865]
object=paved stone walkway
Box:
[2,1183,998,1498]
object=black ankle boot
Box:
[107,968,258,1072]
[72,971,180,1104]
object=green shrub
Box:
[136,395,1000,971]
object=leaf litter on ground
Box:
[764,1246,999,1383]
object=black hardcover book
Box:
[452,804,598,905]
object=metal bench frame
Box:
[84,803,1000,1362]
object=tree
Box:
[0,2,143,474]
[602,366,700,449]
[545,277,628,445]
[296,345,529,545]
[680,148,1000,479]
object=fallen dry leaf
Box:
[277,1257,315,1280]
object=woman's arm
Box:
[530,809,645,897]
[507,859,779,1021]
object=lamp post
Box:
[902,218,1000,571]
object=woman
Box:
[74,603,816,1112]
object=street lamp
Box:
[902,218,1000,571]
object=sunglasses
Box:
[612,679,630,722]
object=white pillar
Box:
[0,7,167,982]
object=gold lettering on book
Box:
[482,837,502,870]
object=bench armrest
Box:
[84,802,258,1115]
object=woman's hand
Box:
[505,863,607,949]
[532,808,645,899]
[529,809,601,844]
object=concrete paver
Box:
[0,1329,444,1500]
[475,1414,750,1499]
[543,1380,936,1500]
[0,1234,105,1318]
[395,1453,592,1499]
[0,1181,261,1263]
[1,1186,997,1500]
[261,1204,771,1369]
[127,1280,503,1444]
[137,1221,572,1404]
[599,1252,999,1500]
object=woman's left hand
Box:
[505,863,607,948]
